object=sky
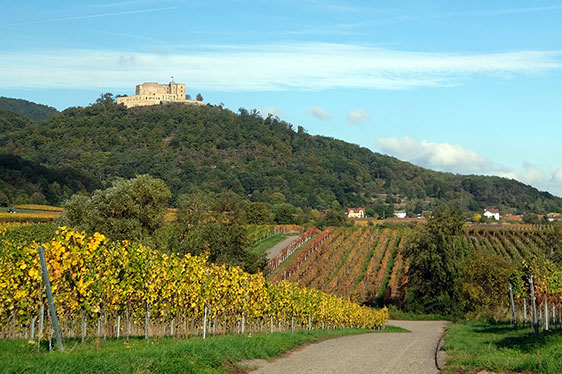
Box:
[1,0,562,197]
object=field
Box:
[443,320,562,374]
[274,224,558,307]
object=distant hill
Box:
[0,97,58,122]
[0,100,560,213]
[0,108,34,133]
[0,154,100,206]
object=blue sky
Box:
[1,0,562,197]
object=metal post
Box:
[545,294,549,331]
[509,283,517,327]
[523,299,527,327]
[270,316,273,334]
[37,246,63,351]
[529,275,538,334]
[203,305,208,339]
[116,315,121,339]
[145,303,150,341]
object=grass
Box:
[269,233,318,278]
[387,306,449,321]
[248,234,288,256]
[0,327,406,374]
[443,320,562,374]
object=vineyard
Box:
[0,225,387,342]
[272,224,562,324]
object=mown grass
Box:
[248,234,288,256]
[0,327,406,374]
[443,320,562,374]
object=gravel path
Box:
[265,235,299,260]
[249,320,448,374]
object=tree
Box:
[245,202,272,224]
[174,191,265,272]
[196,93,203,102]
[316,209,349,230]
[403,205,466,315]
[61,175,171,244]
[95,92,116,106]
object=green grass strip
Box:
[248,234,288,256]
[443,320,562,374]
[0,327,404,374]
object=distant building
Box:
[117,80,205,108]
[346,208,365,218]
[507,215,523,221]
[483,208,500,221]
[394,211,407,219]
[547,212,562,222]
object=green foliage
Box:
[0,96,58,122]
[404,205,466,315]
[61,175,171,243]
[315,209,351,230]
[245,201,273,224]
[461,252,515,317]
[1,102,560,213]
[0,153,99,206]
[173,190,266,272]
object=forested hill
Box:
[0,97,58,122]
[0,101,560,213]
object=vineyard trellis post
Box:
[37,246,63,351]
[529,275,538,334]
[509,283,516,328]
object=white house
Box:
[394,211,407,219]
[346,208,365,218]
[483,208,500,221]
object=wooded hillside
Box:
[0,100,560,213]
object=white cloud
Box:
[263,106,282,117]
[552,169,562,184]
[0,45,560,91]
[376,137,562,197]
[346,109,369,124]
[376,137,494,174]
[308,106,331,120]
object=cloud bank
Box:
[377,136,562,196]
[0,44,560,91]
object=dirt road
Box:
[249,320,448,374]
[265,235,299,260]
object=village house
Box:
[394,210,407,219]
[346,208,365,218]
[483,208,500,221]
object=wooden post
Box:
[37,246,63,351]
[509,283,517,328]
[30,316,36,339]
[529,275,538,334]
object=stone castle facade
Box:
[117,81,204,108]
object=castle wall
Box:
[118,81,195,108]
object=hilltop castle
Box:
[117,81,204,108]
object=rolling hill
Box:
[0,98,561,213]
